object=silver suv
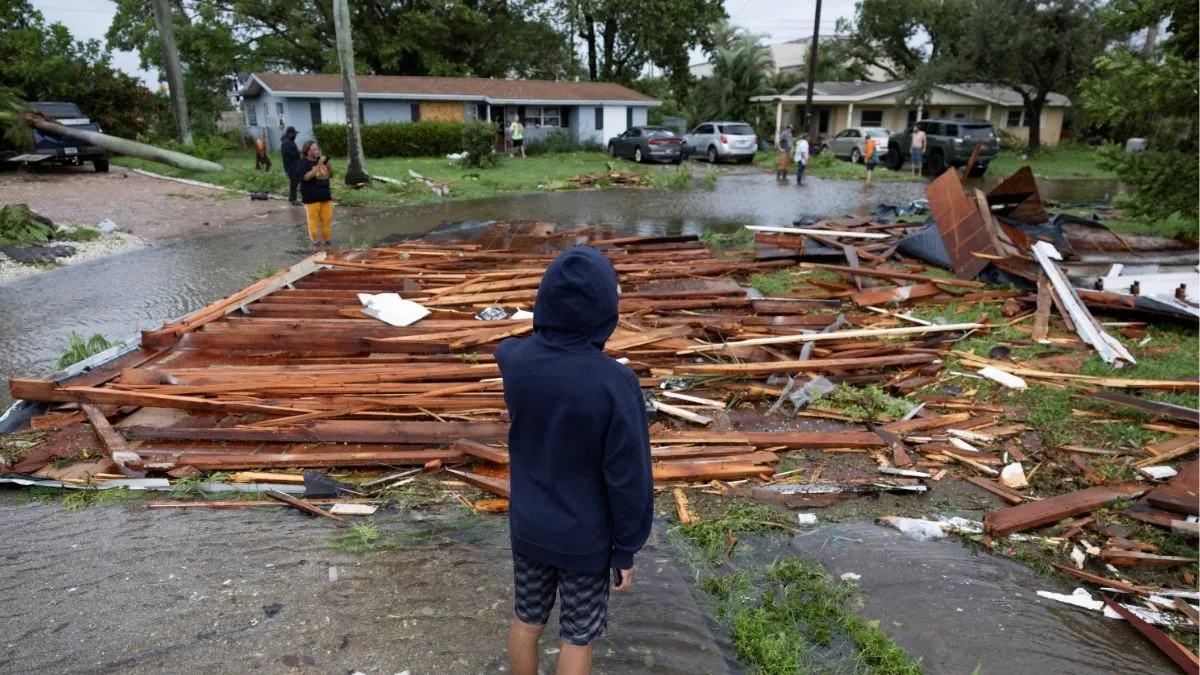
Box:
[683,121,758,163]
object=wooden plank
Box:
[1099,549,1196,567]
[1145,460,1199,515]
[652,400,713,426]
[652,462,771,482]
[1032,272,1052,340]
[657,431,885,449]
[1051,565,1149,596]
[1102,597,1200,675]
[984,483,1147,535]
[1134,442,1200,468]
[124,421,509,445]
[445,468,510,498]
[745,226,891,239]
[1032,241,1135,365]
[926,169,995,279]
[81,404,143,471]
[964,475,1024,504]
[265,489,348,524]
[451,438,509,464]
[136,449,465,470]
[1089,391,1199,426]
[850,283,942,306]
[660,353,937,376]
[673,488,697,524]
[10,379,308,415]
[677,323,981,354]
[797,262,987,288]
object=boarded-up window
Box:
[412,103,421,121]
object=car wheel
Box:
[821,144,830,154]
[93,158,110,173]
[634,147,643,163]
[886,145,903,171]
[608,144,616,157]
[850,148,862,164]
[707,146,718,163]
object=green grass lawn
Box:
[989,146,1118,180]
[113,150,646,207]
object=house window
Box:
[907,109,920,128]
[952,107,972,119]
[860,110,884,127]
[411,103,421,122]
[524,106,561,127]
[1006,109,1025,128]
[276,102,284,118]
[818,109,830,133]
[626,107,633,129]
[245,102,258,126]
[595,106,603,130]
[309,101,321,126]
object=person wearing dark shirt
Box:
[297,140,334,249]
[495,246,653,675]
[280,127,302,205]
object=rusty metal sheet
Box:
[986,166,1048,224]
[926,170,995,279]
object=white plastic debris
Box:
[840,572,862,582]
[511,309,534,320]
[97,218,118,233]
[358,292,429,327]
[1070,546,1086,569]
[329,504,378,516]
[1037,588,1103,612]
[949,437,981,453]
[796,513,818,526]
[938,516,984,534]
[999,462,1029,489]
[977,365,1027,389]
[878,516,947,541]
[1138,465,1178,480]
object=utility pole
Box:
[151,0,192,146]
[803,0,822,146]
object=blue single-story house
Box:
[238,73,660,151]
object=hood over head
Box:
[533,246,618,351]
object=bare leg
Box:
[509,617,544,675]
[555,642,593,675]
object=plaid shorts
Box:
[512,553,611,646]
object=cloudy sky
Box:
[31,0,861,84]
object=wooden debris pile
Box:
[567,171,647,188]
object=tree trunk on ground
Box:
[151,0,192,146]
[332,0,370,186]
[1025,95,1045,152]
[23,115,224,172]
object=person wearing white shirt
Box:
[793,135,810,186]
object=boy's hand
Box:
[613,567,634,592]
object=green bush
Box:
[144,135,233,162]
[525,130,604,155]
[314,121,465,158]
[461,120,496,168]
[1096,144,1200,225]
[0,204,56,246]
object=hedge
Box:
[313,121,465,158]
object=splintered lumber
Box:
[677,323,980,354]
[673,488,697,524]
[81,404,143,471]
[475,498,510,513]
[652,462,770,482]
[661,352,937,376]
[1089,391,1200,426]
[1099,550,1196,567]
[797,262,987,288]
[10,379,310,415]
[1051,565,1149,596]
[964,475,1023,504]
[229,471,306,484]
[265,490,348,524]
[1101,597,1200,675]
[451,438,509,464]
[653,400,713,426]
[446,468,510,498]
[1145,461,1199,515]
[1032,272,1052,340]
[135,448,465,470]
[952,353,1198,390]
[745,225,891,239]
[850,283,941,306]
[124,420,509,445]
[659,431,885,449]
[984,483,1148,535]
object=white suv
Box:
[683,121,758,163]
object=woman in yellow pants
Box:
[298,140,334,249]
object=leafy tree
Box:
[691,24,775,128]
[1082,0,1198,223]
[564,0,726,88]
[0,1,164,140]
[835,0,970,78]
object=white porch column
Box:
[917,104,924,120]
[985,104,993,123]
[485,105,491,122]
[847,103,855,128]
[774,99,783,144]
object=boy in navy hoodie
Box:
[495,246,653,675]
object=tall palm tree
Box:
[694,24,775,124]
[151,0,192,146]
[332,0,370,186]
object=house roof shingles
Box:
[251,73,657,104]
[776,80,1069,106]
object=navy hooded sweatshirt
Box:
[495,246,653,574]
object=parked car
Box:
[823,127,893,164]
[607,126,684,163]
[887,119,999,176]
[21,102,109,172]
[683,121,758,163]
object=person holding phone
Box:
[298,140,334,249]
[496,246,653,675]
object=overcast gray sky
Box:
[31,0,859,84]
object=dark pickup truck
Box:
[22,102,109,172]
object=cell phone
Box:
[612,567,623,587]
[319,156,328,164]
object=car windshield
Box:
[645,128,677,138]
[961,124,994,139]
[719,123,754,135]
[865,129,893,138]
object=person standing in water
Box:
[863,135,878,189]
[794,133,810,186]
[910,124,927,176]
[298,140,334,249]
[775,124,793,182]
[280,127,302,205]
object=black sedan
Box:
[607,126,684,164]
